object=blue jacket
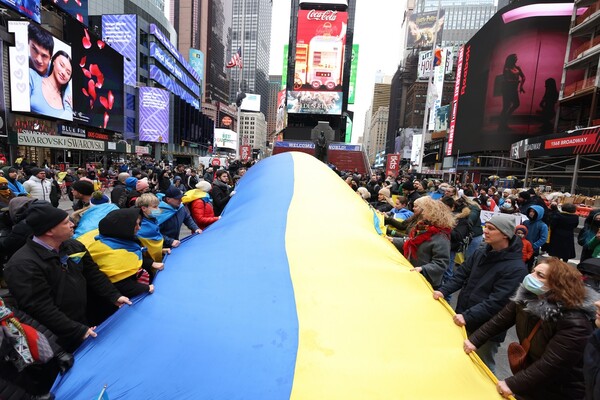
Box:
[390,208,414,221]
[158,202,199,247]
[523,205,548,252]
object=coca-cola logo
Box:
[307,9,338,21]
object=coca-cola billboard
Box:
[299,0,348,5]
[292,9,347,97]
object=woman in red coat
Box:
[185,181,220,230]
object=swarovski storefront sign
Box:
[17,132,105,151]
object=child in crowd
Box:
[515,225,534,267]
[388,196,414,221]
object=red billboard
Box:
[386,154,401,177]
[292,9,347,95]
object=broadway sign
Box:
[511,126,600,159]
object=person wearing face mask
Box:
[135,193,169,264]
[465,258,598,400]
[515,225,534,264]
[0,177,15,207]
[500,196,518,214]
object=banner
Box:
[386,154,401,177]
[407,10,445,48]
[511,126,600,159]
[428,48,447,131]
[240,145,251,162]
[17,131,104,150]
[446,45,463,156]
[418,47,453,79]
[287,91,342,115]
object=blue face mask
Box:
[522,274,547,295]
[150,209,162,217]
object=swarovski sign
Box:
[17,132,105,151]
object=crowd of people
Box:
[2,157,600,399]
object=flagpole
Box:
[97,384,108,400]
[416,1,441,174]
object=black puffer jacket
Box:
[584,329,600,400]
[470,286,597,400]
[440,235,527,340]
[4,239,122,352]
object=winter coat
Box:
[396,230,450,288]
[158,203,199,247]
[4,239,122,352]
[440,235,527,341]
[389,207,414,221]
[189,198,219,230]
[22,176,52,202]
[110,181,128,208]
[470,286,597,400]
[406,190,422,212]
[211,179,231,216]
[373,201,393,213]
[523,205,549,253]
[548,211,579,260]
[579,210,600,261]
[467,203,484,238]
[522,238,534,262]
[584,329,600,400]
[450,207,472,252]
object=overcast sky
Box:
[269,0,407,143]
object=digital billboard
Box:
[407,10,445,48]
[139,87,169,143]
[189,48,204,98]
[9,21,73,121]
[275,89,287,133]
[52,0,88,25]
[65,18,124,131]
[1,0,40,23]
[287,90,342,115]
[102,14,137,86]
[348,44,358,104]
[450,1,584,155]
[293,10,347,96]
[240,93,261,112]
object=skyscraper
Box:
[229,0,272,116]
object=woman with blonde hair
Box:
[395,196,456,288]
[465,258,597,399]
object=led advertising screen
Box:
[275,89,287,133]
[293,9,347,100]
[348,44,358,104]
[9,21,73,121]
[1,0,40,23]
[52,0,88,25]
[65,18,124,131]
[407,10,445,48]
[139,87,169,143]
[240,93,261,112]
[189,48,204,98]
[102,14,137,86]
[286,90,342,115]
[450,1,584,155]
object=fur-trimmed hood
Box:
[512,285,599,321]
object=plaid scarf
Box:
[0,298,54,371]
[403,221,451,261]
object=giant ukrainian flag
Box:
[52,152,502,399]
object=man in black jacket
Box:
[110,172,130,208]
[4,205,131,352]
[433,213,527,372]
[211,170,234,216]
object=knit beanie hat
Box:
[515,224,528,236]
[195,180,212,192]
[378,188,391,198]
[136,178,149,192]
[90,191,110,205]
[26,204,68,236]
[125,177,138,190]
[487,214,516,239]
[72,180,95,196]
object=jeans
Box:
[465,234,484,261]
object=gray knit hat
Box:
[487,214,516,239]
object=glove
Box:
[55,351,74,374]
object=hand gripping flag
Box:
[226,47,242,69]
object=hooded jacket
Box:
[523,205,549,252]
[470,286,597,400]
[440,235,527,340]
